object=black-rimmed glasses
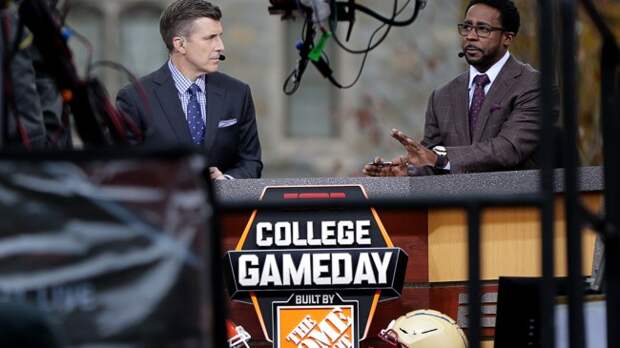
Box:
[457,23,505,38]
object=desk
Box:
[216,167,604,347]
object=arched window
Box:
[120,5,168,78]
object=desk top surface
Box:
[215,166,604,202]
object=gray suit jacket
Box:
[1,7,47,150]
[116,64,262,179]
[421,56,547,174]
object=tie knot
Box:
[473,74,490,87]
[188,84,201,95]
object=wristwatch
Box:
[432,146,449,169]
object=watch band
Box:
[435,154,449,169]
[432,146,449,169]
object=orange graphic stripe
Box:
[235,210,257,251]
[371,207,393,247]
[251,292,273,342]
[361,290,382,340]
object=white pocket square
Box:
[218,118,237,128]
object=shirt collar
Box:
[167,59,206,94]
[468,50,510,90]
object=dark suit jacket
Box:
[421,56,550,174]
[116,64,262,178]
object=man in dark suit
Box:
[364,0,545,176]
[116,0,262,179]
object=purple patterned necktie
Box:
[187,84,206,145]
[469,74,490,141]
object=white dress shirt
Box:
[468,50,511,107]
[167,59,207,123]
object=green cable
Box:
[308,31,332,62]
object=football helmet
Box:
[227,320,251,348]
[379,309,468,348]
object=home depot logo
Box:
[275,294,357,348]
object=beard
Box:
[464,45,503,71]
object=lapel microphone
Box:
[219,54,226,61]
[458,52,465,58]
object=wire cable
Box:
[63,24,93,77]
[326,0,413,89]
[328,0,399,55]
[284,16,313,95]
[285,0,424,92]
[89,60,147,143]
[347,0,425,27]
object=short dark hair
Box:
[466,0,520,35]
[160,0,222,52]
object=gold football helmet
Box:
[379,309,468,348]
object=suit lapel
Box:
[473,56,522,142]
[452,72,471,144]
[204,73,226,153]
[152,64,192,144]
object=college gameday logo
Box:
[225,185,408,347]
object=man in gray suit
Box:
[117,0,262,179]
[364,0,545,176]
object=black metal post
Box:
[210,193,230,348]
[575,1,620,346]
[538,0,557,346]
[467,205,481,348]
[600,37,620,348]
[560,1,585,348]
